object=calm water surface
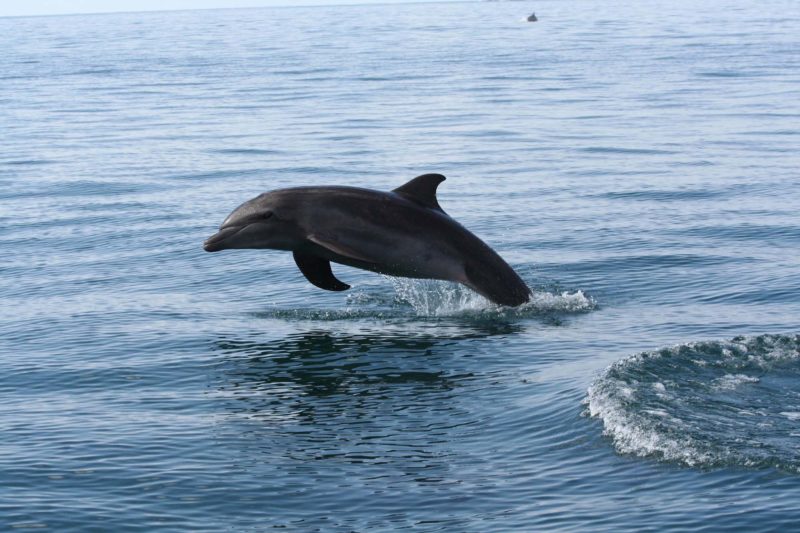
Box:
[2,0,800,530]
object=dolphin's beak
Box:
[203,226,242,252]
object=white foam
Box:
[586,378,714,466]
[586,334,800,470]
[526,289,596,313]
[389,277,595,317]
[713,374,760,390]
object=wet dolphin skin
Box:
[204,174,530,306]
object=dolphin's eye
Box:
[262,211,273,220]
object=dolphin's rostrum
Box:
[203,174,531,306]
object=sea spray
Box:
[388,277,596,318]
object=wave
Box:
[586,334,800,472]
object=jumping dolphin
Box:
[203,174,531,306]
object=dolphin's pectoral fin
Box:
[293,251,350,291]
[307,233,374,263]
[393,173,446,213]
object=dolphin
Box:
[203,173,531,306]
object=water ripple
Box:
[587,334,800,472]
[2,1,800,530]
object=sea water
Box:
[1,0,800,530]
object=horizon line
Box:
[0,0,471,20]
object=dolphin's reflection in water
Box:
[211,323,523,475]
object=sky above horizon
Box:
[0,0,451,18]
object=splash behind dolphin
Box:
[203,174,531,306]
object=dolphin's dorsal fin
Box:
[392,173,446,212]
[293,251,350,291]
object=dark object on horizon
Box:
[527,13,538,22]
[203,174,531,307]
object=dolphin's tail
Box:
[464,256,530,307]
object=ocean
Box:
[1,0,799,530]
